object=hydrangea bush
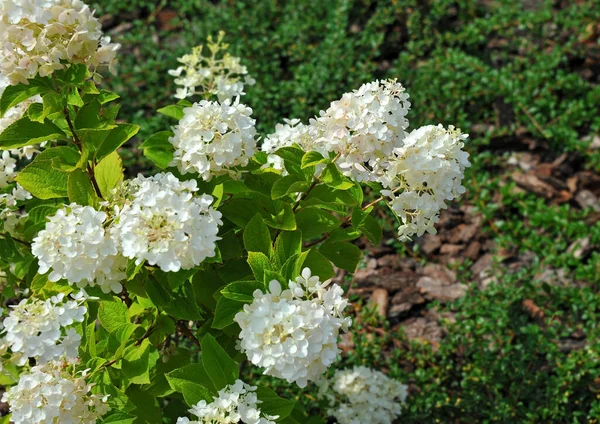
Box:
[0,1,469,422]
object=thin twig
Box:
[63,109,104,198]
[304,233,330,248]
[177,321,200,347]
[361,195,386,211]
[292,178,319,212]
[56,77,104,199]
[135,325,158,346]
[516,101,550,140]
[1,235,29,246]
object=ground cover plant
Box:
[1,0,600,423]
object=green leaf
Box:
[50,146,81,172]
[271,175,308,199]
[167,269,197,290]
[193,269,225,312]
[247,251,272,282]
[157,104,185,120]
[164,281,204,321]
[85,321,97,358]
[146,346,190,397]
[274,230,302,268]
[351,207,368,229]
[359,215,383,246]
[81,81,100,95]
[57,64,90,84]
[28,204,60,224]
[256,386,296,420]
[122,339,152,385]
[306,185,361,207]
[97,90,119,104]
[212,296,244,329]
[0,116,64,149]
[243,214,273,257]
[321,163,354,190]
[280,251,309,281]
[95,151,124,198]
[246,172,281,197]
[125,386,161,423]
[166,363,215,392]
[166,363,215,405]
[212,183,224,208]
[30,273,49,295]
[98,299,129,332]
[28,102,45,123]
[295,207,339,240]
[67,86,84,107]
[102,412,136,424]
[68,169,97,206]
[95,124,140,162]
[181,382,214,406]
[16,158,68,199]
[221,280,263,303]
[74,99,106,130]
[328,227,361,242]
[140,131,175,169]
[273,146,304,177]
[41,92,63,121]
[302,250,335,280]
[264,269,286,287]
[126,259,145,281]
[301,151,327,169]
[146,274,172,307]
[201,333,239,390]
[0,81,51,117]
[264,203,296,231]
[217,230,243,261]
[109,323,138,360]
[319,241,361,272]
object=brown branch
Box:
[57,79,104,200]
[1,235,30,246]
[516,102,550,140]
[64,109,104,199]
[134,325,158,346]
[103,358,118,368]
[177,321,200,347]
[304,233,330,248]
[292,178,319,212]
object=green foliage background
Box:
[92,1,600,422]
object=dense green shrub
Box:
[95,0,600,156]
[92,1,600,421]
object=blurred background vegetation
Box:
[92,1,600,422]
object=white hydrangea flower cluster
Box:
[1,358,110,424]
[169,99,257,181]
[317,366,408,424]
[0,150,16,188]
[176,379,278,424]
[0,0,120,85]
[31,204,126,293]
[1,291,87,365]
[0,183,32,235]
[234,268,351,388]
[0,74,48,161]
[31,173,222,289]
[169,31,255,102]
[262,79,410,182]
[111,172,223,272]
[382,124,470,240]
[262,118,324,172]
[262,80,470,241]
[314,79,411,182]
